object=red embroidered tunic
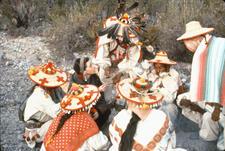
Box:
[43,111,99,151]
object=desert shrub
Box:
[0,0,48,29]
[47,0,117,55]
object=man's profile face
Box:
[183,36,203,52]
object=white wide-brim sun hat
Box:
[177,21,214,41]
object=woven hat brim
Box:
[117,79,163,106]
[28,67,68,88]
[177,28,214,41]
[60,84,100,111]
[148,59,176,65]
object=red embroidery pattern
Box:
[133,117,169,151]
[56,76,65,82]
[39,78,49,85]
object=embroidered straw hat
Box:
[60,83,100,112]
[28,61,68,87]
[117,77,163,109]
[177,21,214,41]
[148,51,176,65]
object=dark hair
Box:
[26,84,38,99]
[119,112,141,151]
[44,87,65,103]
[25,84,65,103]
[73,57,89,74]
[52,112,74,138]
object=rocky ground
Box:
[0,31,220,151]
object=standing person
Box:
[41,83,109,151]
[177,21,225,150]
[68,57,112,128]
[92,1,146,81]
[148,50,182,126]
[109,77,186,151]
[22,61,67,148]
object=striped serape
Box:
[190,36,225,106]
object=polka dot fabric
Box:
[44,111,99,151]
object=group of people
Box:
[18,2,224,151]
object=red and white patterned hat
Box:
[117,78,163,109]
[148,51,176,65]
[28,61,68,87]
[60,83,100,112]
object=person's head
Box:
[183,35,206,52]
[148,51,176,74]
[117,77,163,151]
[73,57,90,75]
[73,57,97,76]
[153,63,170,75]
[177,21,214,52]
[50,83,100,142]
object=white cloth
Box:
[24,86,60,121]
[109,109,186,151]
[40,131,110,151]
[148,68,181,104]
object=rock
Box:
[0,51,5,61]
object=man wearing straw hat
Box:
[177,21,225,150]
[148,50,182,127]
[109,77,186,151]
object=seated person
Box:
[41,83,109,151]
[68,57,112,128]
[22,61,67,148]
[177,93,224,149]
[148,51,182,125]
[109,77,186,151]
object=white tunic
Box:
[24,86,60,121]
[148,68,181,103]
[109,109,185,151]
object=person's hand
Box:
[189,104,205,114]
[211,106,221,121]
[180,99,192,107]
[99,84,107,92]
[206,102,222,108]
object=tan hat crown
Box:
[148,50,176,65]
[185,21,203,32]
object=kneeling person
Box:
[41,83,109,151]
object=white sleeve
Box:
[37,101,61,118]
[85,131,110,150]
[160,77,179,103]
[33,88,61,118]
